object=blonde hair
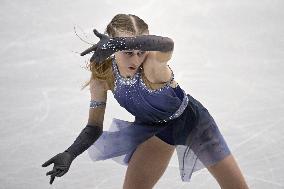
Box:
[81,14,149,91]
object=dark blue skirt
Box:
[87,93,231,182]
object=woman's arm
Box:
[141,49,174,84]
[81,29,174,64]
[64,77,108,159]
[41,77,108,184]
[149,50,173,64]
[87,77,108,127]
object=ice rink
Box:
[0,0,283,188]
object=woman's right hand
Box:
[80,29,117,64]
[90,29,116,64]
[42,151,75,184]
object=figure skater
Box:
[42,14,249,189]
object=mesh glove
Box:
[41,151,74,184]
[80,29,174,63]
[42,125,103,185]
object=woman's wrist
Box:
[65,125,103,159]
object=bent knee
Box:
[123,136,175,189]
[207,154,249,189]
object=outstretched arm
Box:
[65,77,108,158]
[42,77,107,185]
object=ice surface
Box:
[0,0,283,188]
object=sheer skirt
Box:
[87,94,231,182]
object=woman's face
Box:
[114,33,149,78]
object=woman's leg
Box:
[207,154,250,189]
[123,136,175,189]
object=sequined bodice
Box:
[111,58,188,123]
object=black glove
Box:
[42,125,103,185]
[80,29,174,64]
[41,151,74,184]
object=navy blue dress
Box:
[87,58,231,182]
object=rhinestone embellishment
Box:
[140,65,175,94]
[155,90,189,123]
[90,100,106,108]
[112,58,140,89]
